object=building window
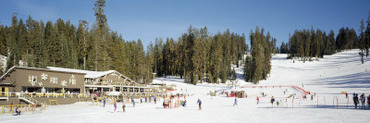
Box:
[50,77,58,84]
[69,75,76,85]
[28,75,37,86]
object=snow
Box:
[1,49,370,123]
[47,67,137,83]
[47,66,116,79]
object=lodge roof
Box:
[0,66,86,81]
[47,66,138,84]
[1,66,139,85]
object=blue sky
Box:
[0,0,369,48]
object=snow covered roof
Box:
[0,66,139,85]
[47,66,138,84]
[47,66,113,79]
[0,66,86,81]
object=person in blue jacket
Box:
[197,99,202,110]
[233,98,238,106]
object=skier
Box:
[122,103,126,112]
[311,95,313,100]
[271,96,275,107]
[103,98,106,107]
[353,94,359,109]
[113,98,117,112]
[256,97,260,104]
[233,98,238,106]
[360,93,365,109]
[132,99,136,107]
[197,99,202,110]
[182,100,187,107]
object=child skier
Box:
[257,97,260,104]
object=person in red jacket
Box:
[256,97,259,104]
[10,102,13,112]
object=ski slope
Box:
[1,49,369,123]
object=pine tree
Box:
[6,13,19,70]
[0,24,6,55]
[366,14,370,57]
[359,19,366,64]
[93,0,108,71]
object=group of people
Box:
[8,102,22,116]
[353,93,370,109]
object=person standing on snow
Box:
[233,98,238,106]
[360,93,365,109]
[132,99,136,107]
[257,97,260,104]
[154,96,157,104]
[122,103,126,112]
[10,102,13,112]
[271,96,275,107]
[113,98,117,111]
[103,98,106,107]
[354,94,359,109]
[197,99,202,110]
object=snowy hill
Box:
[262,49,370,95]
[1,49,369,123]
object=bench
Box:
[49,100,58,105]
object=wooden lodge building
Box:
[0,66,153,105]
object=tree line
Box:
[0,0,151,83]
[280,15,370,64]
[0,0,251,85]
[244,27,276,84]
[148,26,248,85]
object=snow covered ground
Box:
[1,49,369,123]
